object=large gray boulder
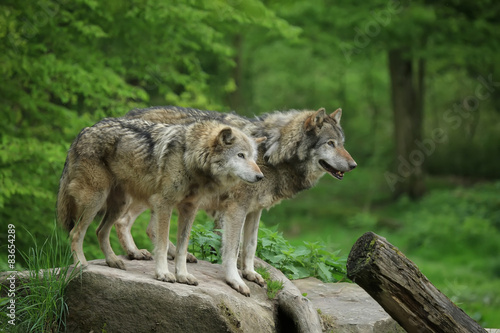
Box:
[64,257,321,333]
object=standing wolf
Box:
[116,106,357,296]
[56,117,264,285]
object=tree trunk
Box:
[347,232,487,333]
[366,60,380,153]
[228,34,244,112]
[388,49,426,199]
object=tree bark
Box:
[347,232,487,333]
[388,49,426,199]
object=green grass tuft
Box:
[255,266,284,299]
[0,223,80,332]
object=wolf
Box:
[56,117,264,285]
[118,106,357,296]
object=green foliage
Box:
[0,0,299,268]
[392,182,500,263]
[0,224,79,332]
[187,220,348,283]
[256,225,347,282]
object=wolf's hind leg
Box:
[241,210,266,287]
[70,187,108,267]
[97,188,127,270]
[115,199,152,260]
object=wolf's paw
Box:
[243,270,266,287]
[128,249,153,261]
[155,271,176,283]
[107,258,126,270]
[176,273,199,286]
[186,252,198,263]
[226,278,251,297]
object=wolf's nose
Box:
[256,174,264,181]
[349,162,357,170]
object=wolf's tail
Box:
[56,157,75,232]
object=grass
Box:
[0,224,80,332]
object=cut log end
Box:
[347,232,487,333]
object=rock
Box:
[65,258,275,333]
[64,257,321,333]
[292,277,405,333]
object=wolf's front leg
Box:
[153,206,176,283]
[241,210,266,287]
[174,201,199,285]
[147,215,198,263]
[222,206,251,296]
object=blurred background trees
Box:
[1,0,499,327]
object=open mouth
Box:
[319,160,344,180]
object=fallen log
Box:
[347,232,486,333]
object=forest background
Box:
[1,0,499,327]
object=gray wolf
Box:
[118,106,357,296]
[56,117,264,285]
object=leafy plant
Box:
[256,225,348,283]
[188,220,348,283]
[189,221,222,264]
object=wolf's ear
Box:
[330,108,342,124]
[217,127,235,145]
[254,136,267,145]
[304,108,326,131]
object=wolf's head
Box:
[306,108,357,180]
[208,126,266,183]
[262,107,356,182]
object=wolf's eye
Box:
[238,153,245,158]
[328,141,336,148]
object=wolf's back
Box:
[125,106,260,135]
[125,106,221,123]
